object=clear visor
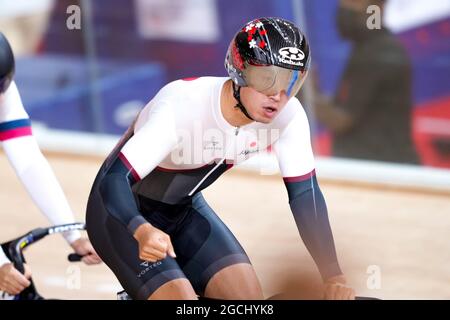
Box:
[243,64,307,98]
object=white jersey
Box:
[0,82,80,265]
[117,77,315,203]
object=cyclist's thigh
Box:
[174,192,259,297]
[86,186,193,300]
[204,263,263,299]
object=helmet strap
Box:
[232,82,254,121]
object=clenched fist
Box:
[133,223,176,262]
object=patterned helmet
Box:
[225,17,310,98]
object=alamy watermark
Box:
[66,265,81,290]
[367,5,382,30]
[66,5,81,30]
[366,265,381,290]
[168,121,281,176]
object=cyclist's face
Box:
[240,86,289,124]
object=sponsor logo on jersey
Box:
[204,138,223,151]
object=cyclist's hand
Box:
[133,223,176,262]
[323,275,355,300]
[70,237,102,265]
[0,263,31,295]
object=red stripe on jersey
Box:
[0,127,32,141]
[283,169,316,183]
[118,152,141,181]
[182,77,198,81]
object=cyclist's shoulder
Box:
[137,77,225,128]
[271,97,311,142]
[157,76,225,97]
[285,96,303,112]
[145,76,225,116]
[274,96,306,127]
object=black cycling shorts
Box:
[86,191,251,300]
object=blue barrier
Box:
[15,55,166,134]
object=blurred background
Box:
[1,0,450,299]
[1,0,449,168]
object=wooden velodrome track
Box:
[0,152,449,300]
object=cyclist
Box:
[86,17,355,300]
[0,32,101,296]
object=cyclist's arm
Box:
[273,103,342,281]
[98,101,178,234]
[0,82,80,244]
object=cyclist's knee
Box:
[148,278,198,300]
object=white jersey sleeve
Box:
[0,82,80,244]
[120,100,179,179]
[273,101,315,180]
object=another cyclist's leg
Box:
[86,181,197,300]
[176,192,263,300]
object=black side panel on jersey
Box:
[133,162,233,204]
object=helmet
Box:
[225,17,310,99]
[0,32,15,95]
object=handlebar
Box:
[67,253,84,262]
[1,223,86,300]
[7,223,86,274]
